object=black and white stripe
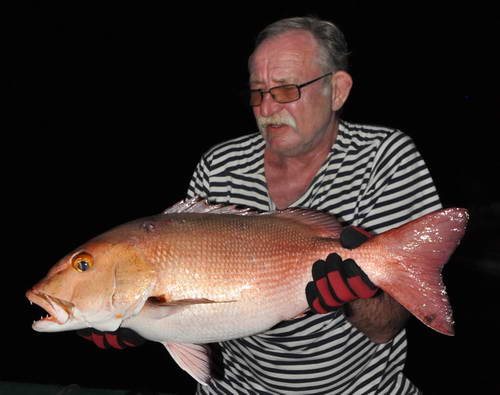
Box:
[187,120,441,394]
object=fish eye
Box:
[71,252,94,273]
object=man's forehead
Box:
[249,31,320,82]
[249,57,305,83]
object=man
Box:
[186,17,440,394]
[83,17,440,394]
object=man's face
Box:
[249,30,336,157]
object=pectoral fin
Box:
[163,343,212,386]
[143,296,236,320]
[291,311,308,319]
[162,298,227,305]
[149,295,236,306]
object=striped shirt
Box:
[187,120,441,394]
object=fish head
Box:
[26,239,156,333]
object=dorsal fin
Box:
[163,198,256,216]
[274,207,343,239]
[164,198,343,239]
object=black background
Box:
[5,1,500,394]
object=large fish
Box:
[26,199,468,385]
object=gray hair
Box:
[250,16,350,73]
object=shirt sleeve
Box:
[187,153,211,199]
[357,130,442,234]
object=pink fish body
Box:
[26,199,468,384]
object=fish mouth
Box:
[26,290,74,326]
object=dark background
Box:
[5,1,499,394]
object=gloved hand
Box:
[77,328,146,350]
[306,226,378,313]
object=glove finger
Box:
[311,258,327,281]
[77,328,93,341]
[314,276,344,309]
[119,328,146,347]
[311,254,347,309]
[306,281,329,314]
[91,331,107,349]
[104,332,125,350]
[77,328,108,349]
[324,253,343,270]
[343,258,377,290]
[324,253,359,303]
[327,267,358,303]
[347,276,379,299]
[312,254,343,281]
[343,258,378,299]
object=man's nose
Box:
[258,91,283,117]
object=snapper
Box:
[26,198,468,385]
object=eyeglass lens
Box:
[250,85,300,106]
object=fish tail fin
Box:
[374,208,468,335]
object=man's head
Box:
[249,17,353,157]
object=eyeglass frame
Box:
[249,72,333,107]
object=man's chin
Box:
[265,138,304,157]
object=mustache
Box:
[256,111,297,131]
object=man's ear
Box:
[331,71,353,111]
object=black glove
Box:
[77,328,146,350]
[306,226,378,313]
[340,225,372,249]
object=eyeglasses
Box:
[249,72,332,107]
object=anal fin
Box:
[163,343,212,386]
